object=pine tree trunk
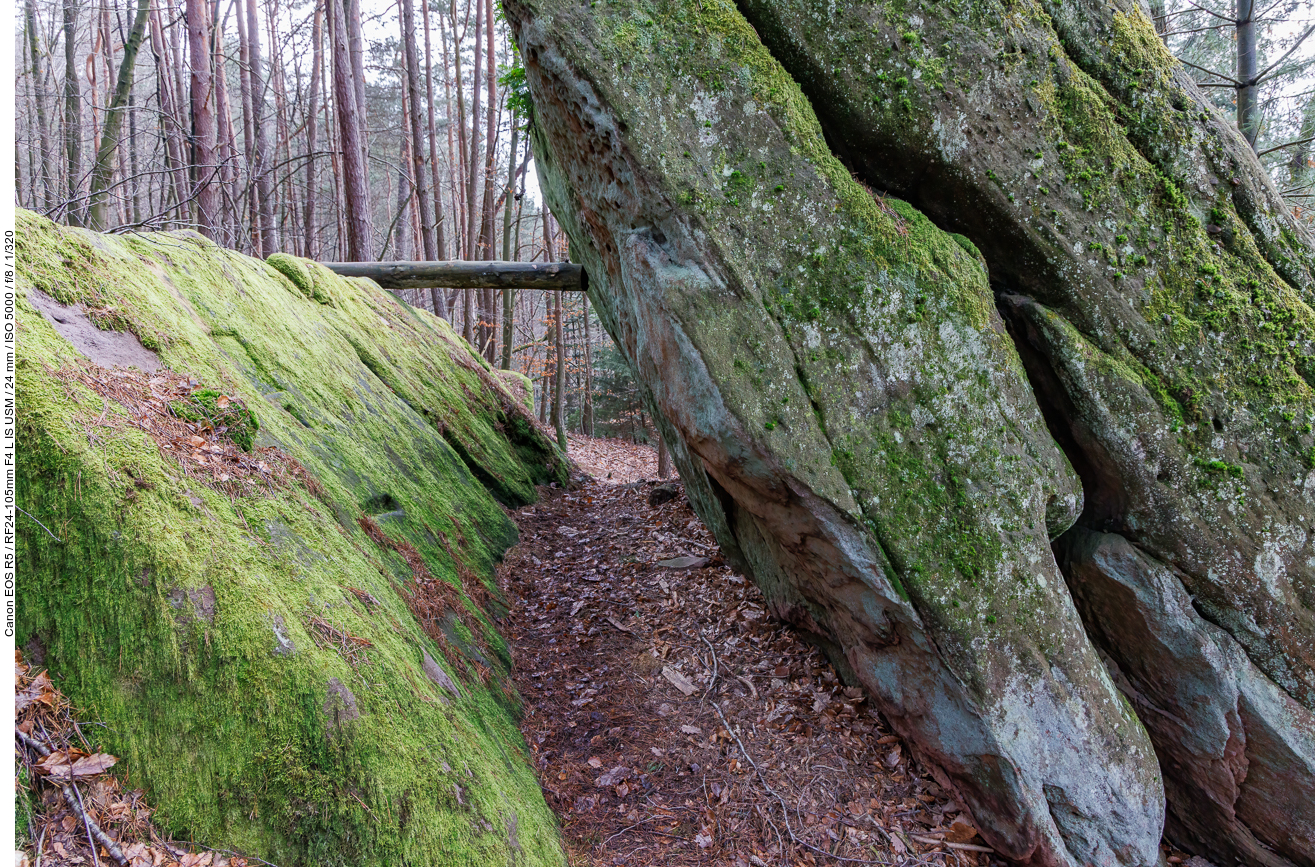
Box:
[63,0,83,225]
[393,94,413,260]
[25,0,55,211]
[399,0,437,262]
[247,0,279,254]
[465,0,483,260]
[422,0,447,268]
[330,0,372,260]
[186,0,221,237]
[86,0,150,230]
[500,112,520,370]
[149,4,188,225]
[582,294,594,435]
[302,0,322,259]
[213,21,240,239]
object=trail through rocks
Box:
[500,438,1003,867]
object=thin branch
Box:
[1183,0,1237,23]
[17,506,63,542]
[1178,56,1242,84]
[15,731,127,866]
[1164,22,1235,35]
[1255,23,1315,83]
[1259,134,1315,156]
[696,632,894,865]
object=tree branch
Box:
[1258,134,1315,156]
[1255,23,1315,83]
[1179,56,1242,84]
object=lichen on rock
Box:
[508,1,1164,863]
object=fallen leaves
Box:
[48,360,320,500]
[34,749,118,780]
[661,666,699,696]
[16,650,257,866]
[499,437,999,867]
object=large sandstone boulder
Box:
[509,0,1315,863]
[16,211,568,866]
[508,2,1164,864]
[736,0,1315,862]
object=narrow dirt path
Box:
[499,438,1003,867]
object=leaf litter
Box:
[15,651,262,867]
[500,437,1005,867]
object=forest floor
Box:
[500,437,999,867]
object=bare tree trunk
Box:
[329,0,372,260]
[544,212,567,449]
[150,3,187,225]
[422,0,447,270]
[1237,0,1259,149]
[214,13,241,241]
[465,0,483,259]
[86,0,150,230]
[187,0,221,237]
[235,0,256,247]
[449,0,469,258]
[500,111,520,370]
[657,435,670,479]
[477,0,500,361]
[303,0,323,259]
[63,0,83,225]
[247,0,278,253]
[25,0,55,210]
[127,91,141,223]
[399,0,436,266]
[392,86,413,260]
[583,294,594,435]
[346,0,366,130]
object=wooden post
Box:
[321,260,586,291]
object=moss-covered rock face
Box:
[734,0,1315,862]
[16,210,567,867]
[508,1,1164,864]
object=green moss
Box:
[169,389,260,451]
[266,253,314,299]
[15,211,566,866]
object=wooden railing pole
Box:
[322,260,586,291]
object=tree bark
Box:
[149,2,188,224]
[1237,0,1259,149]
[321,260,583,290]
[422,0,447,268]
[302,0,323,259]
[657,435,670,480]
[186,0,221,237]
[478,0,499,361]
[86,0,151,230]
[500,108,521,370]
[582,294,593,435]
[63,0,83,225]
[399,0,437,264]
[329,0,372,260]
[213,13,241,240]
[247,0,279,254]
[25,0,55,210]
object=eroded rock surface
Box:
[508,1,1165,863]
[733,0,1315,861]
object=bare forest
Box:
[13,0,658,448]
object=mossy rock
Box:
[15,210,567,866]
